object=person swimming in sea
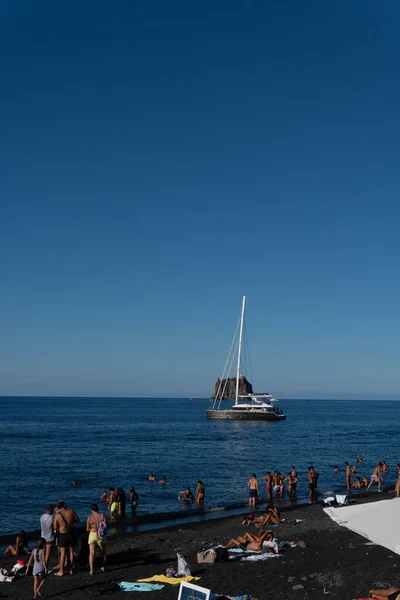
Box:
[159,475,166,485]
[147,473,155,482]
[177,487,194,502]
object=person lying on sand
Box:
[225,530,278,553]
[370,587,400,599]
[242,505,280,527]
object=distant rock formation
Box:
[211,376,253,400]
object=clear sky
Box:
[1,0,400,398]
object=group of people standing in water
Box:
[100,486,139,516]
[247,460,400,507]
[99,475,205,517]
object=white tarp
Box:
[324,498,400,555]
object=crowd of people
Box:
[247,460,400,507]
[3,461,400,597]
[4,500,107,597]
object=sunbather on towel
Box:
[225,531,277,552]
[370,588,400,600]
[242,505,281,527]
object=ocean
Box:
[0,396,398,537]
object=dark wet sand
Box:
[1,493,400,600]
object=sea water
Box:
[0,397,398,536]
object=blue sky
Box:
[1,0,400,398]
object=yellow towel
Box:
[137,575,200,585]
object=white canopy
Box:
[324,498,400,555]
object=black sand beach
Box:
[1,494,399,600]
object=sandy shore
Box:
[1,493,400,600]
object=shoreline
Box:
[1,490,400,599]
[0,486,384,546]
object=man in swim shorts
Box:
[248,474,259,508]
[108,488,118,516]
[53,501,79,576]
[367,463,383,492]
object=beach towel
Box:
[228,549,262,554]
[229,554,281,562]
[324,498,400,555]
[119,582,164,592]
[137,575,200,585]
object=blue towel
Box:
[119,582,165,592]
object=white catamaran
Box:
[206,296,286,421]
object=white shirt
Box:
[40,513,54,542]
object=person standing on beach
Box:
[40,505,54,565]
[53,501,79,576]
[308,466,317,504]
[265,472,272,500]
[367,463,383,492]
[86,503,107,576]
[25,538,47,599]
[248,474,259,508]
[345,462,352,493]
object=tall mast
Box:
[235,296,246,405]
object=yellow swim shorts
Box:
[88,532,104,547]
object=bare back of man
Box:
[54,502,79,576]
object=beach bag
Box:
[177,552,191,576]
[215,547,229,562]
[97,515,107,538]
[197,549,217,564]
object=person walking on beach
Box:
[196,480,205,504]
[25,538,47,598]
[53,501,79,576]
[367,463,383,492]
[86,503,107,576]
[345,462,352,493]
[248,474,259,508]
[265,472,272,500]
[40,505,54,565]
[308,466,317,504]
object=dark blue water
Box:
[0,397,399,536]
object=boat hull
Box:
[206,409,286,421]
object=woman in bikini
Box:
[225,530,275,552]
[196,480,205,504]
[86,504,107,576]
